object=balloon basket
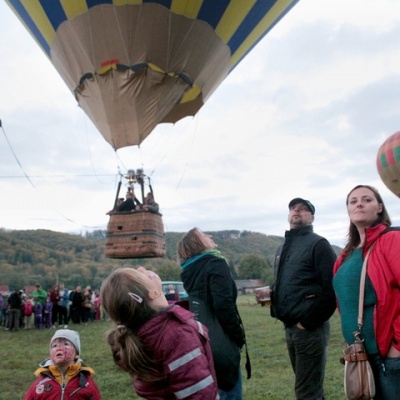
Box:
[105,211,166,259]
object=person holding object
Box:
[333,185,400,399]
[24,329,102,399]
[178,228,249,399]
[116,190,141,212]
[270,198,337,400]
[100,267,219,399]
[136,192,160,214]
[254,286,271,306]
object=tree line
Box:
[0,228,285,291]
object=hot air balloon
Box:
[105,168,166,258]
[5,0,299,257]
[377,131,400,198]
[5,0,299,148]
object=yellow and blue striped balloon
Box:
[6,0,299,150]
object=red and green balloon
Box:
[377,131,400,197]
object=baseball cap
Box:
[288,198,315,215]
[50,329,81,355]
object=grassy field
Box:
[0,295,347,399]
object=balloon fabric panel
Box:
[377,131,400,198]
[6,0,299,150]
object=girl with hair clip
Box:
[100,267,219,400]
[333,185,400,399]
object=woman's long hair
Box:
[100,268,162,381]
[343,185,391,257]
[177,227,205,262]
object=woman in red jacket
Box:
[333,185,400,399]
[100,267,219,399]
[24,329,102,399]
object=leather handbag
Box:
[340,245,376,400]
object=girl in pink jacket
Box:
[100,267,219,399]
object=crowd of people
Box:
[4,184,400,400]
[1,283,105,332]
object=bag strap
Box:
[357,244,375,328]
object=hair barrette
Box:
[128,292,143,303]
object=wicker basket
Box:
[105,211,166,258]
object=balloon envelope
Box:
[377,131,400,197]
[6,0,299,150]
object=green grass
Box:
[0,296,347,399]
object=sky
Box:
[1,0,400,248]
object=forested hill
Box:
[0,228,341,291]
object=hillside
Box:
[0,228,341,292]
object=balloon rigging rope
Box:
[0,119,107,229]
[175,114,199,191]
[0,119,36,188]
[82,111,114,186]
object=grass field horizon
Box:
[0,295,347,399]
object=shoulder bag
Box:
[340,245,376,400]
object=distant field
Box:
[0,295,346,400]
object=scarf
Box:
[180,249,226,270]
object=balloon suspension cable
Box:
[147,176,154,197]
[112,175,123,210]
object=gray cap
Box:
[288,198,315,215]
[50,329,81,355]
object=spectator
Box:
[81,288,92,324]
[165,284,179,301]
[333,184,400,399]
[34,302,43,330]
[31,284,47,306]
[43,296,53,329]
[93,290,101,321]
[70,286,84,324]
[178,228,248,398]
[7,289,22,331]
[20,288,27,303]
[270,198,337,400]
[0,292,4,326]
[49,284,60,328]
[24,298,34,330]
[24,329,102,399]
[100,266,219,399]
[2,293,9,328]
[19,290,26,329]
[58,283,69,329]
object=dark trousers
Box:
[58,306,68,325]
[369,353,400,399]
[51,305,59,325]
[9,308,20,330]
[70,307,81,324]
[285,321,330,400]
